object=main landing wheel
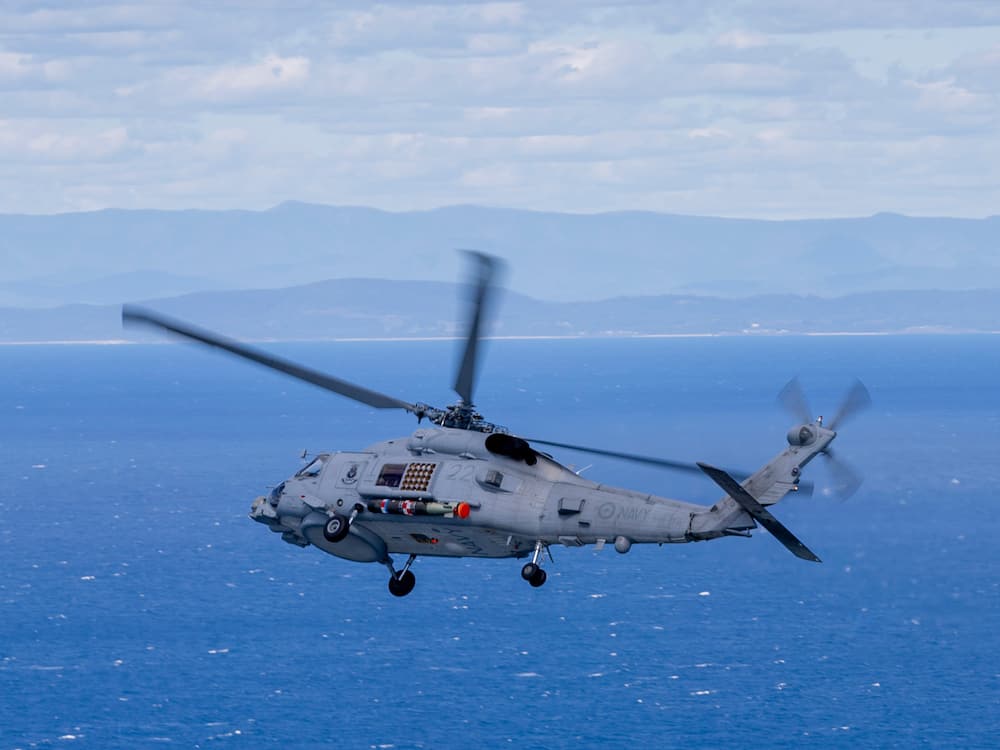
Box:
[388,570,416,597]
[521,563,547,588]
[322,513,350,543]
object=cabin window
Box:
[558,497,585,515]
[376,463,407,488]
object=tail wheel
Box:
[389,570,416,597]
[322,514,350,543]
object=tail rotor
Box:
[777,378,871,500]
[822,447,864,499]
[777,377,813,426]
[827,379,872,431]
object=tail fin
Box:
[697,463,820,562]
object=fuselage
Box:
[250,426,714,564]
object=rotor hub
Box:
[435,402,506,433]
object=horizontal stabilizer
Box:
[697,462,821,563]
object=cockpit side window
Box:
[296,456,327,478]
[376,463,407,488]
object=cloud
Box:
[0,1,997,218]
[327,3,526,56]
[942,42,1000,93]
[715,30,771,49]
[0,120,130,162]
[0,49,71,85]
[906,78,989,114]
[716,0,1000,33]
[0,50,36,80]
[192,54,310,99]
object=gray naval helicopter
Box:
[123,253,869,597]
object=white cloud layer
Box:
[0,1,997,217]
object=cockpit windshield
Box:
[296,455,328,478]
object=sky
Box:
[1,1,999,219]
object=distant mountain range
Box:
[1,280,998,343]
[1,203,998,307]
[2,202,997,341]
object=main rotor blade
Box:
[524,436,731,477]
[453,251,502,406]
[526,435,814,495]
[777,377,813,424]
[122,305,419,412]
[827,379,872,431]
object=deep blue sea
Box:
[2,336,999,749]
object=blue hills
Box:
[1,203,998,306]
[1,280,998,342]
[1,203,998,341]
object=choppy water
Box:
[2,336,998,748]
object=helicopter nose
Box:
[250,494,277,524]
[250,481,285,523]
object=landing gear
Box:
[323,504,363,543]
[521,541,548,588]
[389,570,416,597]
[322,513,350,543]
[385,554,418,597]
[521,563,547,587]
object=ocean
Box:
[2,335,998,749]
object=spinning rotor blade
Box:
[122,305,419,412]
[777,377,813,424]
[525,437,737,478]
[822,448,864,500]
[527,435,814,495]
[827,379,872,430]
[453,251,502,406]
[773,377,870,499]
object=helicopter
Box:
[122,252,869,597]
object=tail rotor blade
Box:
[822,449,864,500]
[828,379,872,431]
[777,377,813,424]
[453,251,503,406]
